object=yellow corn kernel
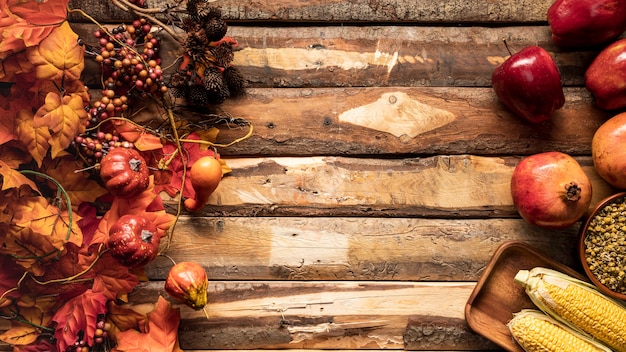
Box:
[508,309,612,352]
[516,267,626,352]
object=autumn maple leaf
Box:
[91,252,140,301]
[15,109,52,167]
[51,289,107,352]
[0,253,26,308]
[25,21,84,82]
[115,296,181,352]
[41,156,109,209]
[0,0,68,59]
[0,159,37,191]
[5,195,83,275]
[33,91,89,159]
[113,120,164,151]
[155,132,218,198]
[0,304,54,346]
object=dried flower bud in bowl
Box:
[579,192,626,300]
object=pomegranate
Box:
[592,112,626,189]
[510,151,592,229]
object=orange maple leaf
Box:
[0,304,53,346]
[113,121,164,151]
[5,195,83,275]
[115,296,181,352]
[0,0,68,59]
[14,109,51,167]
[0,141,32,168]
[0,52,35,81]
[33,91,88,159]
[41,156,108,208]
[25,21,84,82]
[0,159,37,191]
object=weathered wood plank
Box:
[161,155,616,217]
[146,217,583,281]
[73,24,597,88]
[130,280,498,350]
[207,87,610,157]
[68,0,551,24]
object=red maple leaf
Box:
[28,242,95,300]
[115,296,180,352]
[91,252,139,301]
[0,253,26,307]
[154,132,217,198]
[51,289,107,352]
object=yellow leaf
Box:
[25,21,84,82]
[0,305,52,346]
[33,91,88,159]
[0,159,37,191]
[15,109,51,167]
[42,156,108,208]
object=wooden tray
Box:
[465,241,586,352]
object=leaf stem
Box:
[19,170,73,241]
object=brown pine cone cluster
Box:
[170,1,246,106]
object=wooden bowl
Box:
[578,192,626,301]
[466,241,587,352]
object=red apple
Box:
[492,45,565,124]
[586,38,626,110]
[547,0,626,48]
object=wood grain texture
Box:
[145,217,583,282]
[129,280,497,350]
[72,24,598,88]
[209,87,610,157]
[68,0,552,23]
[161,155,616,217]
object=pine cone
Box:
[204,18,228,42]
[209,42,234,67]
[222,66,246,98]
[202,66,230,104]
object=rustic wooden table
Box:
[59,0,620,350]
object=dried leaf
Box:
[51,289,107,352]
[25,21,84,81]
[33,91,88,159]
[115,296,180,352]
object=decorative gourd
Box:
[164,261,208,310]
[99,147,150,198]
[183,156,222,212]
[107,214,160,268]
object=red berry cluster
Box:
[72,130,136,166]
[64,315,113,352]
[89,19,166,126]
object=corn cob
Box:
[515,267,626,352]
[508,309,612,352]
